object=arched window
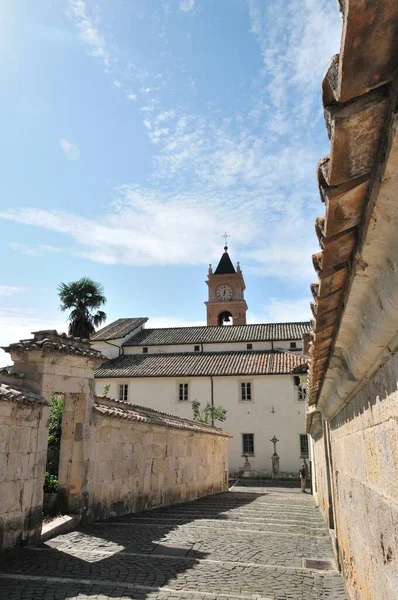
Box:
[218,311,233,326]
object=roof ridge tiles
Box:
[122,321,311,346]
[95,348,307,378]
[93,397,231,437]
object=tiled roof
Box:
[308,0,398,405]
[93,397,231,437]
[123,322,310,346]
[91,318,148,341]
[95,350,307,378]
[2,330,106,360]
[0,382,48,405]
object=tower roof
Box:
[214,247,236,275]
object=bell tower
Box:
[205,243,248,326]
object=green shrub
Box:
[43,471,59,494]
[46,393,64,476]
[192,400,227,424]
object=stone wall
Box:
[87,404,229,520]
[0,383,49,551]
[1,331,230,550]
[326,354,398,600]
[311,433,331,530]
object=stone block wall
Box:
[86,410,229,520]
[328,353,398,600]
[312,434,331,529]
[311,353,398,600]
[0,385,49,551]
[1,331,230,550]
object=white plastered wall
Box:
[124,340,301,354]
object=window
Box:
[242,433,254,455]
[293,375,306,401]
[297,386,306,401]
[194,345,200,352]
[142,347,148,354]
[119,384,128,402]
[290,341,297,349]
[300,434,309,457]
[241,382,252,401]
[246,343,253,350]
[178,383,189,402]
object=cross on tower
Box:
[222,232,230,250]
[270,435,279,455]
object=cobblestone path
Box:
[0,484,347,600]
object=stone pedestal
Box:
[242,456,252,478]
[271,453,280,479]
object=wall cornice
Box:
[318,114,398,420]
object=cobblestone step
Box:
[0,489,347,600]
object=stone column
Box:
[3,331,106,516]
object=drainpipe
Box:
[103,340,123,356]
[210,375,214,426]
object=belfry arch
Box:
[218,311,233,326]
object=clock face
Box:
[216,285,233,300]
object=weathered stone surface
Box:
[336,0,398,102]
[312,352,398,600]
[0,389,49,551]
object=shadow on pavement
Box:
[0,491,264,600]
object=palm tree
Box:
[58,277,107,338]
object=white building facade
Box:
[92,248,310,476]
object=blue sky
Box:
[0,0,342,365]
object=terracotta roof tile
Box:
[308,0,398,405]
[3,330,106,360]
[93,397,231,437]
[0,382,48,405]
[95,350,307,378]
[123,322,310,347]
[91,318,148,341]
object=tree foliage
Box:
[192,400,227,425]
[46,393,64,477]
[58,276,107,338]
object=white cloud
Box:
[179,0,195,12]
[9,242,68,257]
[127,93,137,101]
[113,80,121,88]
[0,286,25,296]
[1,1,341,292]
[247,0,341,121]
[262,298,313,322]
[68,0,111,71]
[59,138,80,161]
[0,180,316,284]
[0,308,67,367]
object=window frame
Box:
[178,382,189,403]
[240,381,253,402]
[194,345,200,352]
[142,347,148,354]
[242,433,255,456]
[119,383,128,402]
[299,434,309,458]
[246,343,253,350]
[290,341,297,349]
